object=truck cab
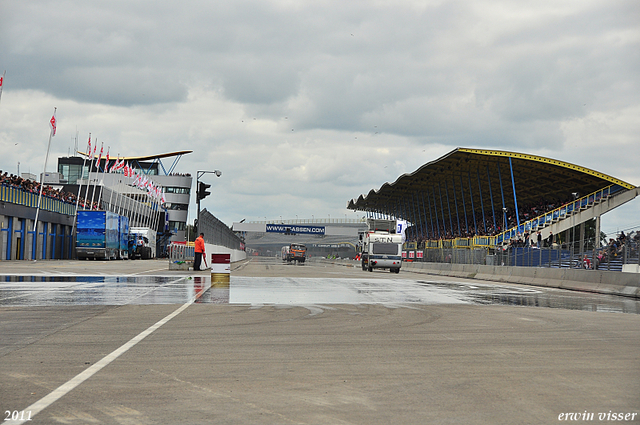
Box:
[361,231,403,273]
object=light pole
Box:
[502,207,508,236]
[572,192,579,267]
[502,207,508,265]
[196,170,222,235]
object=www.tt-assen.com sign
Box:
[266,224,325,235]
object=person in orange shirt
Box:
[194,233,205,271]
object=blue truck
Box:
[118,215,130,260]
[76,211,127,260]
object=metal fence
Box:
[198,208,244,250]
[406,242,640,271]
[169,243,194,262]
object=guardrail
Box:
[493,185,620,245]
[0,184,75,216]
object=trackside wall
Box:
[401,262,640,299]
[204,242,246,263]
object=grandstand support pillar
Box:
[467,171,477,235]
[422,192,432,239]
[438,183,447,237]
[579,221,586,259]
[595,215,601,249]
[476,168,487,234]
[452,178,461,238]
[41,222,47,260]
[412,193,423,240]
[497,160,507,231]
[459,175,468,236]
[508,157,520,228]
[0,214,5,261]
[26,218,35,261]
[10,217,19,260]
[431,187,440,238]
[486,165,497,232]
[444,180,453,237]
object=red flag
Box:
[105,148,110,170]
[49,108,57,136]
[0,70,5,102]
[97,143,103,164]
[109,156,118,172]
[87,134,92,158]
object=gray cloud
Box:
[0,0,638,229]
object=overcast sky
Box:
[1,0,638,236]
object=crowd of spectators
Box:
[404,195,578,246]
[593,231,639,269]
[0,170,99,210]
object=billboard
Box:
[265,224,325,235]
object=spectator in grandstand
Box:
[582,255,592,269]
[536,231,542,248]
[608,238,618,258]
[1,172,89,208]
[547,231,554,247]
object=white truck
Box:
[130,227,156,259]
[360,230,403,273]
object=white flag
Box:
[49,108,57,136]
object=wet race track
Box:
[1,258,639,314]
[1,257,639,424]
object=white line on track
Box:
[2,276,205,425]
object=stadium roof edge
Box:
[457,148,635,190]
[77,150,193,161]
[348,147,636,210]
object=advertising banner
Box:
[266,224,325,235]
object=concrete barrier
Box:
[316,258,640,299]
[401,261,640,299]
[204,242,246,263]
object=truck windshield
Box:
[372,243,399,255]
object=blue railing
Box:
[409,184,624,249]
[492,185,620,246]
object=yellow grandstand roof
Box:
[347,147,635,214]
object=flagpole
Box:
[108,154,118,212]
[71,136,90,240]
[89,141,102,210]
[0,70,6,104]
[97,147,109,210]
[33,107,56,235]
[82,140,96,210]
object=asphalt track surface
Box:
[0,258,638,424]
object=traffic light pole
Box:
[196,170,222,236]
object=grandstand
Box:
[348,148,640,271]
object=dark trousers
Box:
[194,252,203,271]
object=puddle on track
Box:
[0,275,638,314]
